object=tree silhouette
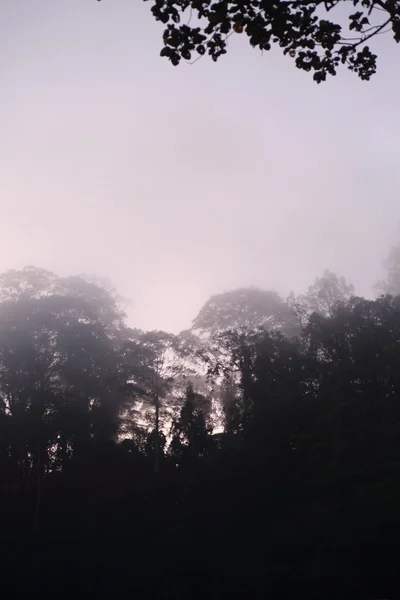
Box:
[1,263,400,598]
[140,0,400,82]
[375,239,400,295]
[193,287,298,338]
[170,383,213,466]
[288,269,355,325]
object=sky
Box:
[1,1,400,333]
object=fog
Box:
[2,0,400,333]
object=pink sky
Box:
[1,1,400,332]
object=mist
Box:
[2,0,399,333]
[3,3,400,597]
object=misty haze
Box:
[1,1,400,599]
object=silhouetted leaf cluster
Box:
[138,0,400,81]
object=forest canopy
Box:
[2,246,400,598]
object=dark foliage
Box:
[1,261,400,598]
[138,0,400,82]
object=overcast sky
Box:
[1,1,400,332]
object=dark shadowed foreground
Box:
[1,257,400,599]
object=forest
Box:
[2,245,400,599]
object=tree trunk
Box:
[154,393,159,474]
[33,451,41,532]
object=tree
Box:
[219,373,243,437]
[375,240,400,296]
[54,273,127,335]
[140,0,400,82]
[169,383,213,467]
[0,267,128,528]
[289,269,354,326]
[191,288,298,435]
[121,329,194,473]
[192,287,298,339]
